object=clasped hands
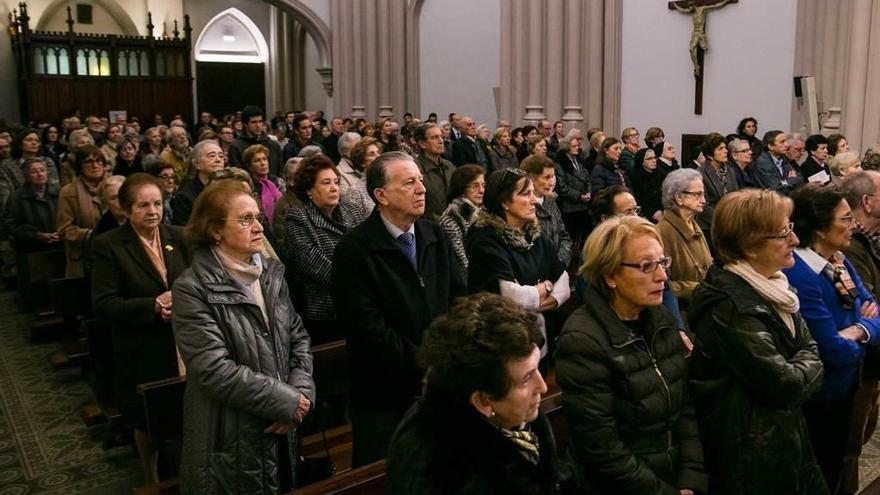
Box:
[154,290,173,321]
[264,395,312,435]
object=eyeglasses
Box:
[223,212,264,230]
[621,256,672,274]
[81,158,105,166]
[839,213,855,225]
[158,173,176,181]
[763,222,794,239]
[621,205,642,216]
[679,190,705,198]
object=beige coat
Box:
[57,177,102,277]
[657,208,712,302]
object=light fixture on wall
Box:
[222,32,235,42]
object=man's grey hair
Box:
[191,139,219,167]
[661,168,702,209]
[284,157,302,180]
[298,145,323,158]
[785,133,805,145]
[338,132,361,157]
[841,170,880,210]
[366,151,416,204]
[727,138,749,157]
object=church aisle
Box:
[0,289,141,494]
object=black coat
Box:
[91,223,191,423]
[801,156,829,181]
[629,165,664,220]
[452,136,489,169]
[331,210,465,410]
[555,288,707,494]
[229,134,285,177]
[171,177,206,226]
[688,265,828,494]
[388,386,561,494]
[554,152,591,214]
[6,183,59,252]
[590,157,631,195]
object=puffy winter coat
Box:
[172,248,315,494]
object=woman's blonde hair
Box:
[829,151,861,177]
[711,189,793,265]
[580,215,662,291]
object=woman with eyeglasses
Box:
[688,189,827,494]
[629,147,664,223]
[784,183,880,493]
[439,165,486,281]
[91,173,191,485]
[657,168,712,304]
[173,180,314,494]
[466,168,570,363]
[147,160,178,224]
[556,215,706,495]
[57,144,106,276]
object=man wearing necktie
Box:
[332,151,466,468]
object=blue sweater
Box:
[784,252,880,400]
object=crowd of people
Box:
[3,106,880,494]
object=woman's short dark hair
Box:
[73,144,104,174]
[11,128,40,159]
[293,154,339,203]
[21,156,46,174]
[483,168,531,218]
[791,183,847,247]
[805,134,829,153]
[447,165,484,203]
[351,136,382,170]
[828,134,848,156]
[599,137,621,158]
[701,132,726,160]
[186,180,251,248]
[519,154,555,176]
[118,173,161,212]
[736,117,757,135]
[419,292,543,403]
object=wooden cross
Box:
[668,0,737,115]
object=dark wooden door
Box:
[196,61,265,117]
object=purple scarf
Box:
[257,176,282,221]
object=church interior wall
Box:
[40,1,126,34]
[418,0,500,127]
[620,0,798,159]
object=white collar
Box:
[794,247,829,275]
[379,211,415,239]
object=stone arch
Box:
[194,8,269,63]
[36,0,139,36]
[273,0,331,68]
[405,0,426,115]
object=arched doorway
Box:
[194,8,269,118]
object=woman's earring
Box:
[490,409,496,417]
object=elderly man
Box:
[840,170,880,494]
[727,138,759,188]
[228,105,284,176]
[322,117,346,164]
[0,136,10,162]
[451,116,488,169]
[332,151,464,468]
[753,130,803,194]
[414,123,454,222]
[786,133,807,166]
[160,126,191,180]
[171,140,225,225]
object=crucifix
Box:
[668,0,737,115]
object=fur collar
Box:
[473,210,541,250]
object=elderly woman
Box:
[284,154,359,345]
[488,127,519,173]
[554,129,591,251]
[6,157,61,309]
[630,147,664,222]
[590,137,631,195]
[698,133,739,236]
[521,155,572,267]
[466,168,570,361]
[173,180,314,494]
[688,189,827,494]
[209,167,281,262]
[728,137,759,188]
[112,132,143,177]
[657,168,712,303]
[339,136,381,222]
[147,160,178,225]
[140,127,164,158]
[243,144,284,228]
[829,133,850,156]
[829,151,862,184]
[784,183,880,493]
[58,145,106,277]
[439,165,485,281]
[95,175,126,235]
[653,141,681,178]
[388,293,559,494]
[556,215,707,494]
[92,173,191,484]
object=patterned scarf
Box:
[497,423,540,466]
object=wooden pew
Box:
[20,249,65,315]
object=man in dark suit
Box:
[451,116,489,170]
[448,112,462,141]
[321,117,345,164]
[332,151,465,468]
[753,130,804,195]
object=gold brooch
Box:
[164,245,174,252]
